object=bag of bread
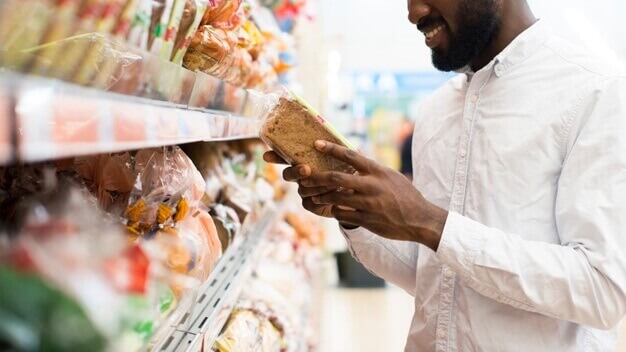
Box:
[170,0,209,64]
[182,25,237,77]
[256,87,358,174]
[201,0,242,30]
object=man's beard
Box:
[432,0,502,72]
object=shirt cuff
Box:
[435,211,485,277]
[340,225,375,242]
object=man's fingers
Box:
[298,185,337,198]
[314,141,372,173]
[311,191,366,210]
[282,165,311,182]
[263,151,288,165]
[331,206,364,225]
[300,171,364,191]
[302,198,333,218]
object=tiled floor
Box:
[321,286,626,352]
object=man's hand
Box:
[303,141,448,251]
[262,151,337,219]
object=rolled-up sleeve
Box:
[436,77,626,330]
[342,226,419,295]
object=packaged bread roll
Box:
[258,87,358,174]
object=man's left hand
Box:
[303,140,448,252]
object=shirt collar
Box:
[460,20,552,79]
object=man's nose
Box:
[407,0,432,25]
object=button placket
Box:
[435,70,492,352]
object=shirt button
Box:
[459,149,467,158]
[444,269,454,278]
[470,94,478,103]
[495,64,505,75]
[438,330,447,339]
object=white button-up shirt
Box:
[342,21,626,351]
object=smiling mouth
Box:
[425,24,446,39]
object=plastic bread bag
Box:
[124,146,204,236]
[223,47,253,87]
[150,0,186,60]
[183,25,237,77]
[74,152,134,214]
[24,33,143,91]
[253,86,358,174]
[95,0,126,33]
[72,0,127,85]
[112,0,144,39]
[26,0,83,72]
[147,0,174,56]
[171,0,209,64]
[0,175,190,349]
[213,309,263,352]
[0,0,54,69]
[126,0,153,50]
[210,203,241,252]
[3,181,149,342]
[34,0,112,76]
[143,226,206,298]
[220,301,286,352]
[147,211,222,285]
[201,0,242,30]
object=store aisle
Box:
[321,286,626,352]
[320,286,413,352]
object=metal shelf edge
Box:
[0,74,260,163]
[153,200,286,352]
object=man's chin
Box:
[431,50,470,72]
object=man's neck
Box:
[471,2,537,71]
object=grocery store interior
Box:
[1,0,625,351]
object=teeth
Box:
[425,25,445,39]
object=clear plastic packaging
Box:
[148,0,188,60]
[147,0,174,55]
[113,0,144,39]
[16,32,196,104]
[201,0,242,30]
[0,178,187,351]
[210,203,241,252]
[126,0,153,49]
[171,0,210,64]
[74,152,134,214]
[213,309,264,352]
[23,33,144,92]
[109,148,194,241]
[0,0,54,69]
[254,86,358,174]
[183,25,238,77]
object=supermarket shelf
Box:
[0,74,261,163]
[151,201,285,352]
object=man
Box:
[265,0,626,350]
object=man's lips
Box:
[421,23,447,48]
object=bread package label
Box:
[259,88,357,174]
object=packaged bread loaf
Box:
[258,87,358,174]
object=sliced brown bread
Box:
[260,97,356,174]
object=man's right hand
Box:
[263,151,337,218]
